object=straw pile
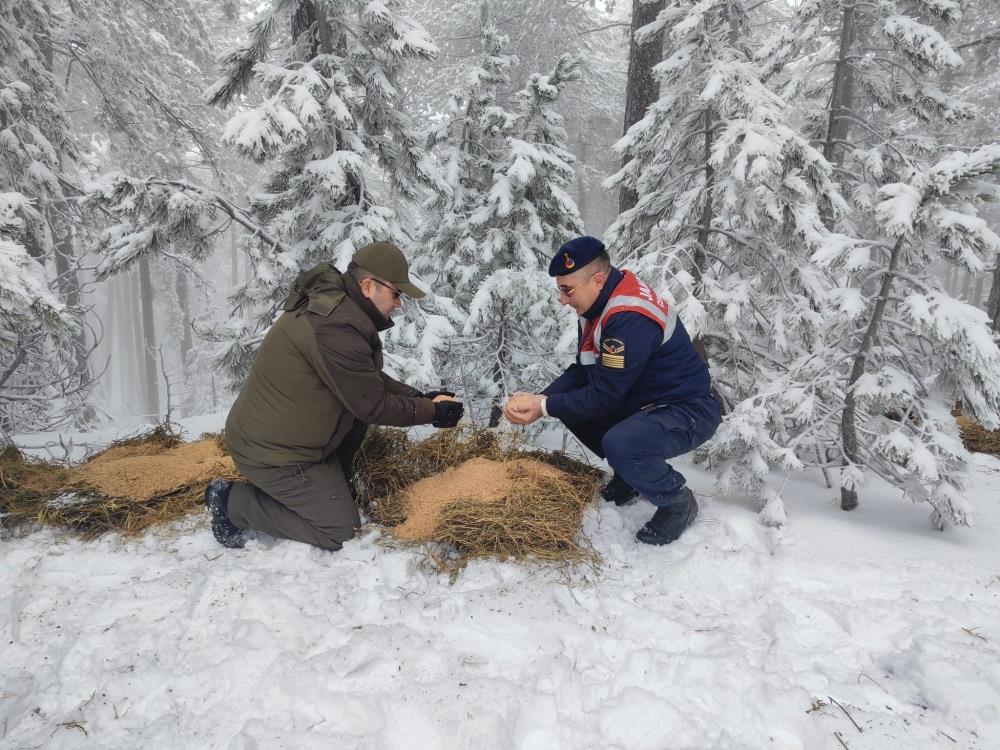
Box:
[354,427,604,565]
[0,424,239,538]
[956,415,1000,458]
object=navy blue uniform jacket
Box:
[542,269,711,425]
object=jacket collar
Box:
[582,267,623,321]
[344,271,394,332]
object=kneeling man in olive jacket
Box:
[205,242,463,550]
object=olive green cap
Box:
[351,241,426,299]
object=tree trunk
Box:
[175,268,194,417]
[961,268,973,300]
[690,105,715,363]
[230,231,239,288]
[619,0,666,215]
[292,0,333,54]
[51,215,97,426]
[971,272,985,309]
[126,271,144,412]
[577,123,589,232]
[292,1,318,49]
[37,5,95,425]
[175,270,194,368]
[821,5,857,228]
[988,253,1000,333]
[138,256,160,420]
[101,271,119,408]
[840,234,907,511]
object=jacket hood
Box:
[283,262,392,331]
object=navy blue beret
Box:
[548,236,606,277]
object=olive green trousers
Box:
[228,421,367,551]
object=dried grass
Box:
[354,427,604,567]
[0,424,239,539]
[957,415,1000,458]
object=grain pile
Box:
[354,427,604,565]
[394,457,564,540]
[0,425,239,538]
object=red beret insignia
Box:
[564,252,575,269]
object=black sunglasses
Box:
[371,278,403,300]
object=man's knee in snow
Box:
[314,523,357,551]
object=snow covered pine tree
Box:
[420,27,585,425]
[605,0,854,526]
[1,1,87,439]
[86,0,450,390]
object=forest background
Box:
[4,0,1000,528]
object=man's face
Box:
[555,264,606,315]
[361,276,403,318]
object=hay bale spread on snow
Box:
[0,424,239,538]
[956,415,1000,458]
[354,427,604,563]
[2,424,603,565]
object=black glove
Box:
[423,388,456,400]
[432,399,464,428]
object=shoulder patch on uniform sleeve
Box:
[602,338,625,355]
[601,338,625,368]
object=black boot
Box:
[601,473,641,506]
[204,478,246,549]
[636,487,699,546]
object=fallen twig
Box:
[834,731,849,749]
[54,720,87,737]
[962,627,987,642]
[857,672,883,689]
[828,696,863,733]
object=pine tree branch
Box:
[956,31,1000,51]
[577,22,629,36]
[141,178,291,255]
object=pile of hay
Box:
[0,424,239,538]
[957,415,1000,458]
[354,427,604,565]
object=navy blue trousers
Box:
[564,393,722,508]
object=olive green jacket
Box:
[225,263,435,468]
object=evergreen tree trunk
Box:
[961,268,974,300]
[988,253,1000,333]
[822,4,857,228]
[971,273,985,309]
[51,217,97,425]
[577,123,589,231]
[104,271,118,406]
[175,268,193,415]
[840,235,907,511]
[619,0,665,215]
[230,231,239,288]
[293,1,318,49]
[691,105,715,363]
[126,271,145,412]
[138,256,160,420]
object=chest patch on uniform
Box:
[601,338,626,368]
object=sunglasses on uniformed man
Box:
[557,271,600,297]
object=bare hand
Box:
[504,393,544,425]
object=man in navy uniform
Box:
[505,236,722,545]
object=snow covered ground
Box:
[3,415,999,749]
